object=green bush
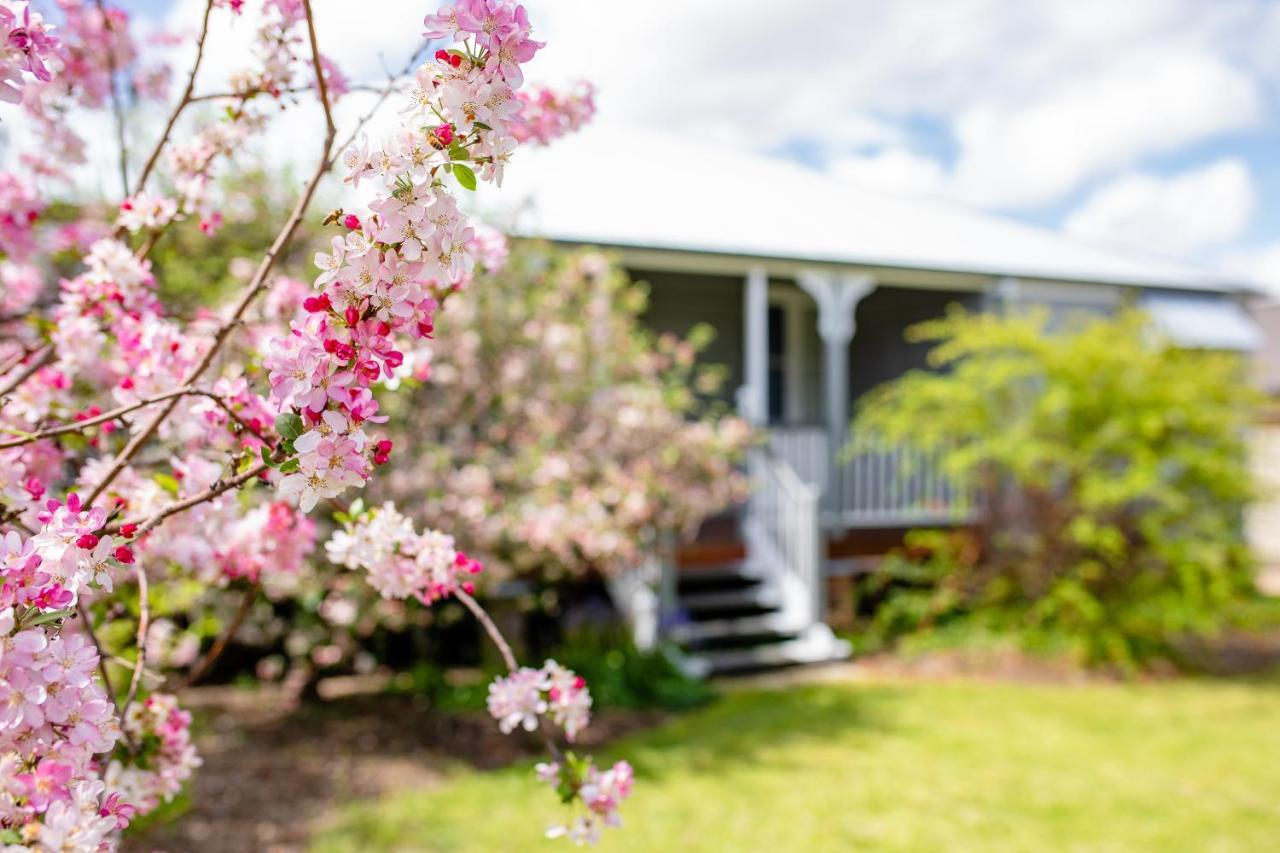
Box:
[852,308,1263,668]
[391,630,715,713]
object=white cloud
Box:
[516,0,1270,212]
[828,148,947,198]
[949,48,1259,208]
[1064,159,1256,256]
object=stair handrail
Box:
[746,445,824,626]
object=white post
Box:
[742,266,769,426]
[797,271,875,513]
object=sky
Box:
[113,1,1280,295]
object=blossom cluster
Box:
[3,497,134,614]
[263,0,545,515]
[14,1,170,180]
[512,82,596,146]
[535,756,635,846]
[325,502,481,604]
[0,171,44,259]
[104,694,200,816]
[162,0,343,238]
[0,607,123,846]
[0,1,56,106]
[486,659,592,742]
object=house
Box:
[501,126,1264,673]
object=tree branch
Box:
[181,585,257,689]
[94,0,130,195]
[130,0,215,199]
[0,343,53,402]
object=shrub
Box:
[853,308,1263,667]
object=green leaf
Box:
[260,446,279,469]
[27,607,75,628]
[448,143,471,161]
[453,163,477,191]
[472,120,492,131]
[152,472,180,496]
[275,412,304,441]
[278,458,300,474]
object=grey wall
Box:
[848,286,979,403]
[632,268,744,408]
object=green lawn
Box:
[313,675,1280,852]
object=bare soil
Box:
[123,685,663,853]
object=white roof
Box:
[498,125,1248,293]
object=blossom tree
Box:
[0,1,631,847]
[377,245,753,584]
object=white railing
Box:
[769,426,975,529]
[745,447,823,624]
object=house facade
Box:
[503,126,1263,672]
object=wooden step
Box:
[679,584,783,614]
[688,625,852,674]
[669,611,805,644]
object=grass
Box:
[313,674,1280,852]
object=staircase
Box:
[609,447,852,675]
[669,557,850,675]
[666,447,851,675]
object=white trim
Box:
[740,266,769,426]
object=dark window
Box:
[768,306,786,422]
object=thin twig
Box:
[331,39,430,168]
[181,585,257,688]
[456,589,565,762]
[0,386,198,449]
[456,589,518,673]
[0,343,53,402]
[107,460,270,537]
[76,600,135,750]
[130,0,215,199]
[94,0,130,195]
[120,564,150,718]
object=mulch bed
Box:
[123,685,663,853]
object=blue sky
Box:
[120,0,1280,293]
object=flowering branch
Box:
[109,461,270,538]
[0,386,200,449]
[87,0,337,506]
